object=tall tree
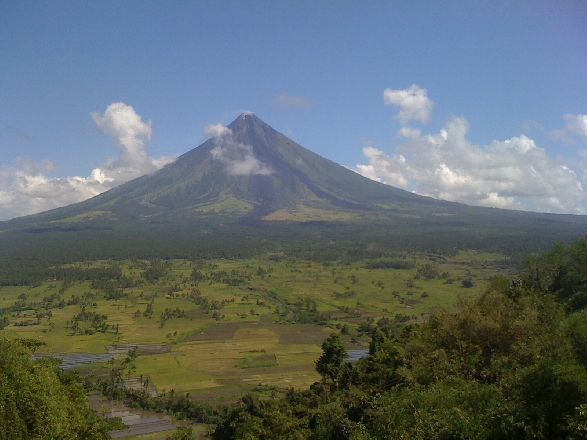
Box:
[315,332,347,382]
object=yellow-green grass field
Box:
[0,250,508,403]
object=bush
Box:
[462,279,474,288]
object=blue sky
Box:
[1,1,586,220]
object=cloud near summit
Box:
[355,85,587,214]
[383,84,434,124]
[205,123,273,176]
[0,103,176,221]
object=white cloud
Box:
[90,102,175,183]
[271,92,313,110]
[0,103,176,221]
[204,123,232,138]
[360,147,409,187]
[0,165,110,220]
[383,84,434,124]
[564,114,587,140]
[13,157,56,176]
[91,102,152,156]
[549,128,576,144]
[206,123,273,176]
[398,127,421,139]
[548,114,587,144]
[355,114,587,214]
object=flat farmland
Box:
[0,250,510,404]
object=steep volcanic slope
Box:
[7,113,451,226]
[1,113,587,264]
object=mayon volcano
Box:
[8,113,456,226]
[4,112,587,237]
[2,113,587,262]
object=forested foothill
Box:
[1,212,586,287]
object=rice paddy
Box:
[1,250,510,415]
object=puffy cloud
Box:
[0,165,110,220]
[271,92,313,110]
[355,115,587,214]
[383,84,434,124]
[90,102,175,183]
[359,147,409,187]
[0,103,176,221]
[206,123,273,176]
[91,102,152,154]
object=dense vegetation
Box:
[1,215,585,287]
[0,338,122,439]
[2,230,587,438]
[26,235,584,439]
[206,236,587,439]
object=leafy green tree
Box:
[522,237,587,311]
[142,259,169,283]
[315,333,347,382]
[190,269,206,282]
[166,426,198,439]
[144,300,154,317]
[0,338,121,439]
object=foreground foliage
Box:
[210,237,587,439]
[0,339,121,439]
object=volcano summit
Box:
[2,113,586,261]
[9,113,452,226]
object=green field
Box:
[0,250,508,405]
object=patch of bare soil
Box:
[184,321,258,342]
[262,322,329,346]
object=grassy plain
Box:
[0,250,510,409]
